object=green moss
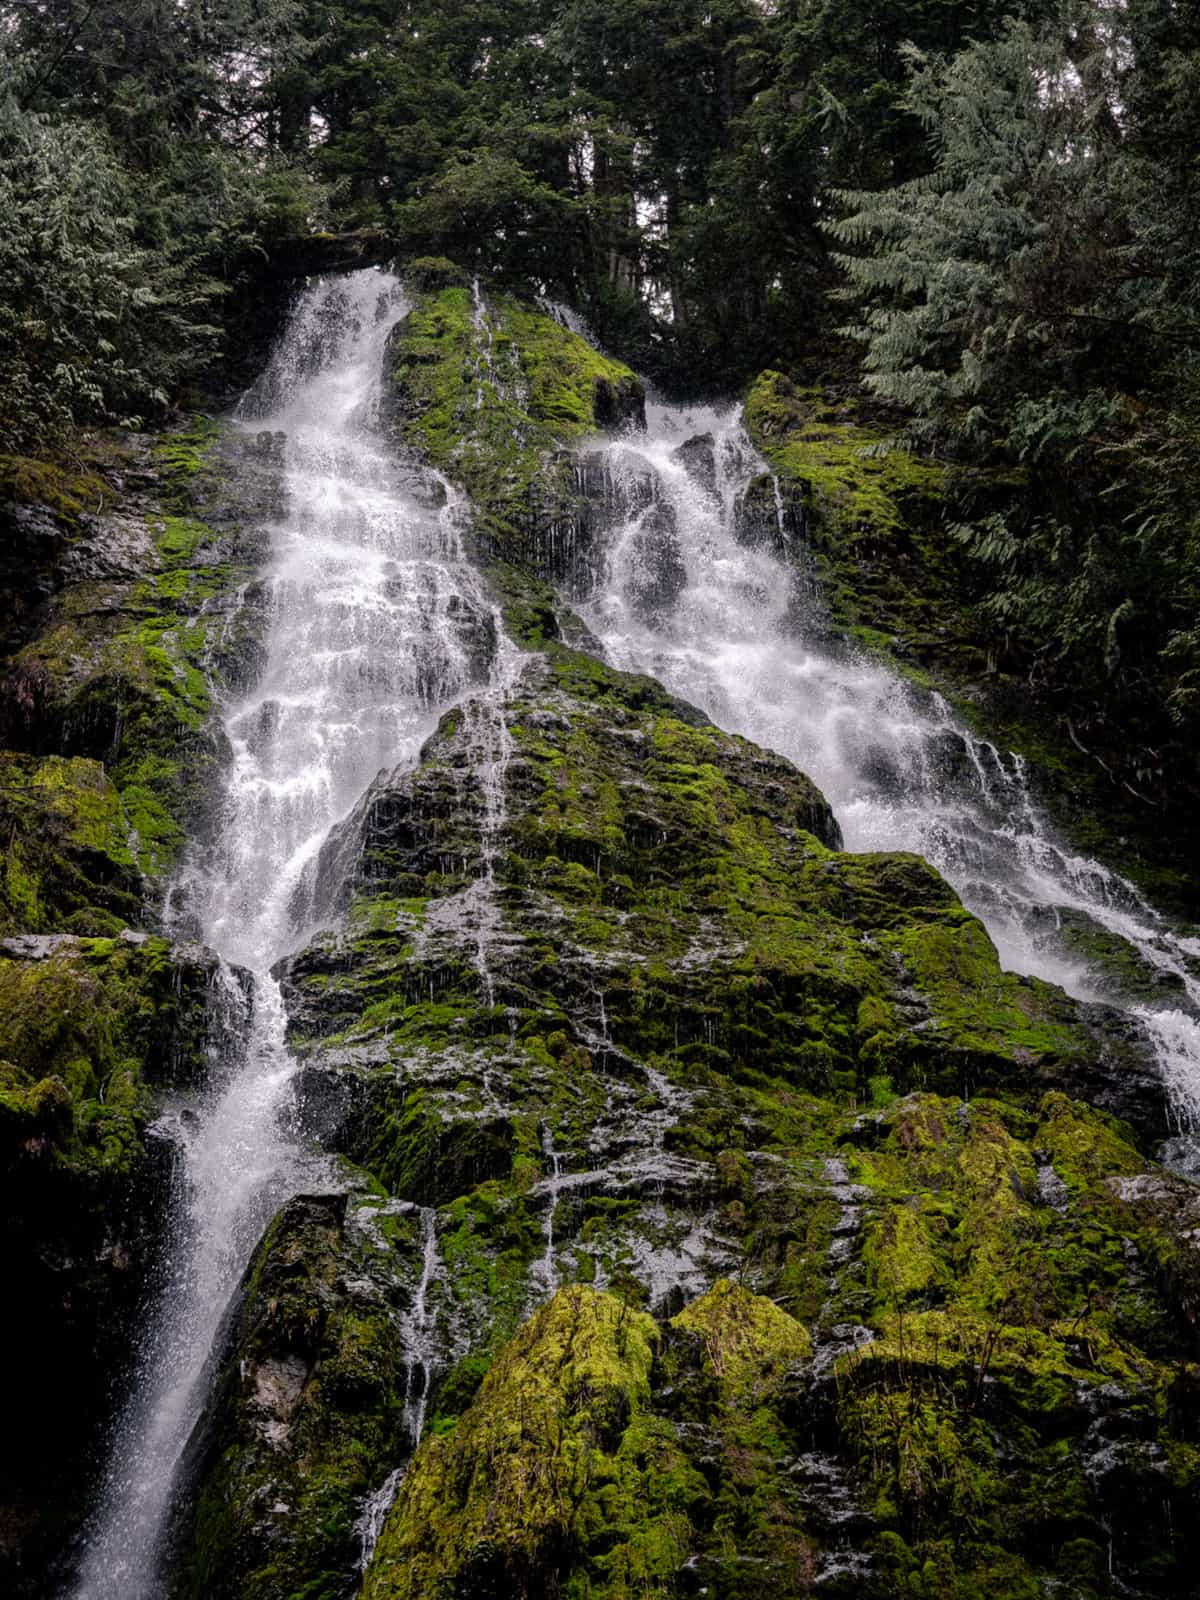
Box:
[0,453,111,526]
[0,936,217,1170]
[744,370,945,535]
[363,1286,668,1599]
[671,1278,811,1396]
[2,417,257,881]
[821,1088,1200,1583]
[152,414,221,505]
[386,280,642,559]
[0,753,140,935]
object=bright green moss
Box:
[672,1277,811,1398]
[152,414,221,505]
[362,1286,663,1599]
[744,370,945,535]
[386,279,641,556]
[0,753,140,935]
[0,452,111,525]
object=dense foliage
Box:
[0,0,1058,414]
[830,5,1200,788]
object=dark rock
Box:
[167,1188,428,1600]
[0,499,70,655]
[735,470,804,559]
[0,934,240,1596]
[1038,1001,1173,1146]
[671,431,718,499]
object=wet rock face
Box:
[671,430,719,500]
[168,1191,417,1600]
[0,933,245,1597]
[1046,1001,1176,1146]
[9,286,1197,1600]
[0,419,269,1595]
[0,498,71,656]
[735,469,804,560]
[548,446,678,601]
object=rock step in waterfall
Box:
[53,268,1200,1600]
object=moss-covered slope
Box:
[0,419,273,881]
[166,598,1192,1597]
[356,1080,1200,1599]
[743,368,1200,915]
[0,752,143,934]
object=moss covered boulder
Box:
[742,369,957,668]
[362,1284,674,1599]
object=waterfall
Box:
[579,403,1200,1122]
[65,286,1200,1595]
[71,270,492,1598]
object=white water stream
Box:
[72,271,493,1598]
[579,403,1200,1127]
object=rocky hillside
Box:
[1,271,1197,1600]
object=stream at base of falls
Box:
[70,270,496,1599]
[576,400,1200,1138]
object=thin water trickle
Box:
[579,403,1200,1122]
[72,271,492,1599]
[402,1207,443,1445]
[534,1123,567,1298]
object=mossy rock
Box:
[0,752,143,935]
[363,1284,672,1599]
[384,275,644,571]
[172,1192,410,1600]
[253,621,1190,1595]
[293,638,1126,1110]
[403,255,473,292]
[0,453,115,658]
[0,932,240,1594]
[744,367,1200,917]
[0,419,272,882]
[745,370,946,538]
[825,1090,1200,1589]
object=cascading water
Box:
[579,402,1200,1131]
[72,270,494,1598]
